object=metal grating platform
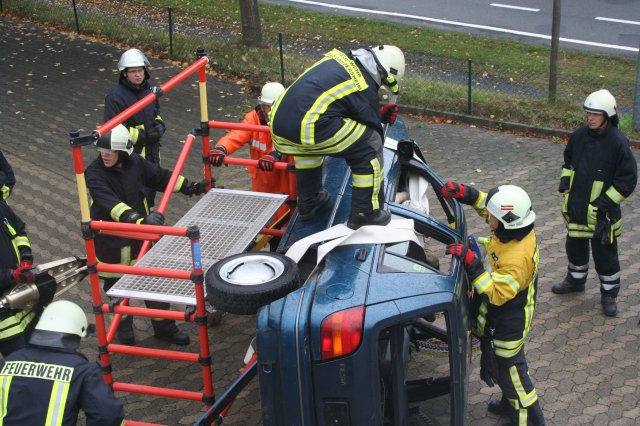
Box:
[107,188,287,305]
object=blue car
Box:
[205,118,472,425]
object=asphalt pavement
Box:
[1,15,639,426]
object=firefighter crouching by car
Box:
[0,300,125,425]
[552,89,637,317]
[0,200,37,357]
[269,45,403,229]
[442,182,545,425]
[85,124,208,345]
[209,82,291,247]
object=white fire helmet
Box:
[35,300,88,338]
[583,89,617,118]
[258,82,285,105]
[370,45,405,84]
[117,48,151,80]
[96,124,133,155]
[486,185,535,230]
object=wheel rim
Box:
[220,254,286,286]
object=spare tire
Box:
[205,252,301,315]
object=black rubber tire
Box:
[205,252,301,315]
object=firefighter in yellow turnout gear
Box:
[442,182,545,425]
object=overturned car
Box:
[205,118,472,425]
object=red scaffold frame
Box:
[68,48,296,426]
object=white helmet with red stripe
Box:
[486,185,535,229]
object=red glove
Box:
[208,146,227,167]
[441,182,466,199]
[379,104,398,125]
[258,155,276,171]
[446,244,476,265]
[11,261,35,284]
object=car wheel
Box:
[205,252,300,315]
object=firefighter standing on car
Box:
[442,182,545,425]
[209,82,292,237]
[552,89,637,317]
[0,300,125,425]
[0,200,37,357]
[104,48,166,206]
[85,124,207,346]
[269,45,404,229]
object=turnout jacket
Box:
[560,124,637,239]
[216,107,290,195]
[85,153,185,262]
[269,49,382,155]
[104,76,163,164]
[0,202,35,341]
[0,341,125,426]
[0,151,15,201]
[469,191,539,359]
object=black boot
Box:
[551,274,585,294]
[117,315,135,345]
[347,210,391,230]
[152,319,190,346]
[487,397,510,417]
[297,189,329,221]
[601,295,617,317]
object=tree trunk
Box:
[239,0,262,47]
[548,0,561,103]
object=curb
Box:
[401,104,640,148]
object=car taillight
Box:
[320,306,365,360]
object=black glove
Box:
[143,211,165,225]
[440,181,479,205]
[258,151,281,172]
[145,121,165,145]
[558,176,570,193]
[479,337,498,387]
[150,86,164,98]
[180,179,209,196]
[379,103,398,125]
[208,146,227,167]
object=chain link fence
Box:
[2,0,638,135]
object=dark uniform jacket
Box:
[85,153,184,261]
[0,151,15,201]
[0,337,125,426]
[469,192,539,359]
[270,49,382,154]
[560,124,637,239]
[0,202,35,341]
[104,76,162,164]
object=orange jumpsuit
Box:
[215,107,292,222]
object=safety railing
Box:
[68,48,295,425]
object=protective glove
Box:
[143,211,165,225]
[258,151,281,172]
[11,261,35,284]
[440,181,479,205]
[379,103,398,125]
[208,146,227,167]
[479,337,498,387]
[150,86,164,98]
[558,176,570,193]
[180,179,209,196]
[446,243,485,282]
[145,121,165,145]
